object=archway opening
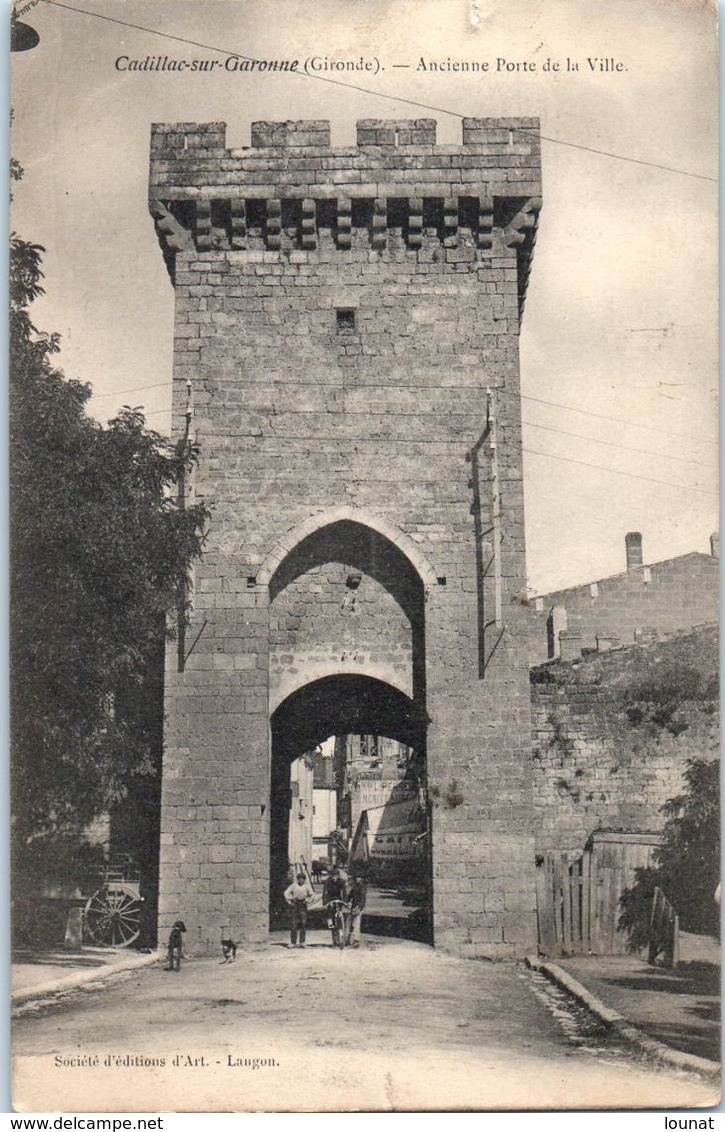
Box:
[269,674,432,945]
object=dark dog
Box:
[166,920,186,971]
[221,938,237,963]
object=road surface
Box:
[12,934,717,1112]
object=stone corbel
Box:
[301,199,317,249]
[408,197,423,249]
[372,198,387,250]
[503,196,542,313]
[443,197,458,247]
[336,198,351,250]
[231,199,247,249]
[477,197,494,252]
[503,197,542,248]
[266,199,282,250]
[195,200,212,250]
[150,200,194,253]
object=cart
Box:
[82,857,144,948]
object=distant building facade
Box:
[334,733,418,839]
[529,532,719,664]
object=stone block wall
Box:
[269,557,416,707]
[530,550,719,663]
[150,117,542,957]
[531,625,719,855]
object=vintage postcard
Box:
[9,0,719,1114]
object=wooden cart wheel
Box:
[84,884,143,948]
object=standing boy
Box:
[284,870,315,948]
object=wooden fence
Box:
[536,831,662,956]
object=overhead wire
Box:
[93,380,717,464]
[91,380,171,400]
[521,419,716,470]
[39,0,717,494]
[38,0,717,184]
[519,391,718,446]
[126,419,714,497]
[522,447,717,496]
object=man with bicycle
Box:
[323,866,350,948]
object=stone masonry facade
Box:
[149,117,542,958]
[529,533,719,664]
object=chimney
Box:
[625,531,643,571]
[710,532,719,559]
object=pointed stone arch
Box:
[256,505,438,593]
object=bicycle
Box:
[325,899,350,949]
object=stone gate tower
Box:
[149,116,542,958]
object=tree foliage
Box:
[619,758,720,944]
[10,234,208,879]
[620,651,715,736]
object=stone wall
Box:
[268,537,418,711]
[531,625,719,855]
[150,117,542,957]
[529,549,719,663]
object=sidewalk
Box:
[12,946,162,1006]
[534,932,720,1074]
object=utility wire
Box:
[522,133,716,184]
[519,391,718,446]
[147,421,713,496]
[94,377,718,456]
[100,419,717,495]
[522,419,716,470]
[50,0,714,483]
[40,3,718,446]
[91,380,171,400]
[523,447,717,496]
[107,406,718,492]
[38,0,717,185]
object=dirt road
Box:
[12,935,718,1112]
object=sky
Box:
[9,0,719,594]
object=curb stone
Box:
[12,950,163,1007]
[525,955,721,1080]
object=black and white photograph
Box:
[9,0,720,1113]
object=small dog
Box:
[221,938,237,963]
[166,920,186,971]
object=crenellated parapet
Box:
[149,117,541,311]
